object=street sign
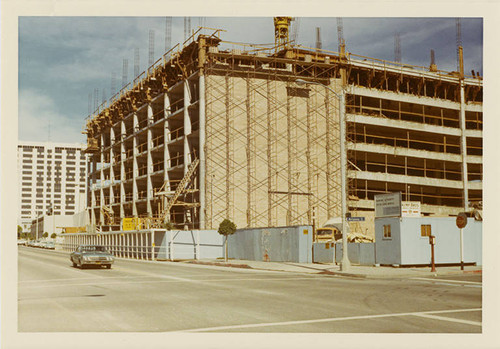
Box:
[456,212,468,229]
[346,217,365,222]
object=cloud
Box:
[18,89,86,144]
[18,17,483,144]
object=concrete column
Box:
[100,133,105,218]
[91,157,97,227]
[132,113,139,216]
[459,81,469,211]
[199,74,206,229]
[163,93,172,223]
[184,80,192,174]
[109,127,115,206]
[120,121,126,218]
[147,104,153,216]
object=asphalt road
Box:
[18,246,482,333]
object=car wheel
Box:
[78,258,84,269]
[106,265,111,269]
[72,260,77,268]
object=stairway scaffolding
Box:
[159,158,200,224]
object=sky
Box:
[18,17,483,144]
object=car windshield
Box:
[82,246,108,253]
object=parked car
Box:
[70,245,114,269]
[17,239,27,246]
[44,241,55,250]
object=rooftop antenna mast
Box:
[456,18,464,78]
[165,17,172,53]
[88,93,92,115]
[315,27,322,51]
[337,17,347,61]
[111,72,116,96]
[337,17,344,52]
[94,88,99,111]
[149,30,155,66]
[394,32,402,63]
[134,47,140,78]
[291,17,300,44]
[184,17,191,41]
[198,17,206,29]
[429,49,438,72]
[122,59,128,88]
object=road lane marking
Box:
[175,308,482,332]
[411,277,482,288]
[411,277,482,285]
[18,275,330,289]
[17,272,239,284]
[412,313,481,327]
[433,282,482,288]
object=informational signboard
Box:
[122,217,141,231]
[375,192,402,218]
[402,201,421,217]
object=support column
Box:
[199,74,206,229]
[184,80,192,174]
[91,157,97,228]
[163,93,171,222]
[132,113,139,216]
[147,104,154,216]
[459,81,469,211]
[100,133,105,225]
[109,127,115,208]
[120,121,126,219]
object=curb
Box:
[186,260,253,269]
[317,270,367,278]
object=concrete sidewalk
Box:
[186,259,482,279]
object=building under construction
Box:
[83,19,482,235]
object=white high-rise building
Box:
[17,141,88,232]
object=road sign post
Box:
[429,235,436,272]
[456,212,468,270]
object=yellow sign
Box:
[303,229,308,235]
[123,217,141,231]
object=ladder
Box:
[161,158,199,221]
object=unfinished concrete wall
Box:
[205,74,342,230]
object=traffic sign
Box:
[456,212,468,229]
[347,217,365,222]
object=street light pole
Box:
[296,78,350,271]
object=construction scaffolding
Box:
[83,25,483,236]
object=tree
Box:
[217,219,236,262]
[17,225,23,239]
[43,232,48,238]
[51,233,57,239]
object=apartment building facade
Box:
[17,141,88,232]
